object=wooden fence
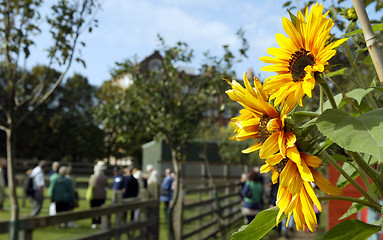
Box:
[176,182,243,240]
[0,198,159,240]
[1,182,243,240]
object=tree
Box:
[93,72,152,163]
[134,36,248,239]
[0,1,99,238]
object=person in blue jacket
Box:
[159,168,173,220]
[112,166,125,204]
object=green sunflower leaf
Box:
[317,109,383,161]
[326,67,347,77]
[346,88,374,105]
[323,219,380,240]
[339,201,366,220]
[343,22,383,37]
[231,206,286,240]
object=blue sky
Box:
[27,0,358,86]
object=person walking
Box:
[65,166,79,227]
[89,161,108,229]
[30,160,49,216]
[123,167,139,221]
[49,161,60,177]
[241,171,263,224]
[48,162,60,215]
[112,166,125,204]
[51,166,75,228]
[147,170,159,199]
[159,168,173,221]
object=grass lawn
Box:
[0,187,110,240]
[0,187,243,240]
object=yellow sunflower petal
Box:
[266,154,284,165]
[271,170,280,184]
[312,169,343,195]
[259,132,279,158]
[303,181,322,212]
[242,141,262,154]
[302,153,322,167]
[260,163,272,173]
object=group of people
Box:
[86,161,165,228]
[25,160,165,228]
[28,160,77,226]
[23,159,178,230]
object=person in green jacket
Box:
[48,162,60,215]
[241,171,264,224]
[51,166,75,218]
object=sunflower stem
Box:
[293,111,320,117]
[319,85,324,113]
[318,79,338,109]
[315,143,380,206]
[343,41,365,88]
[347,150,383,198]
[318,196,380,212]
[349,161,379,203]
[353,0,383,85]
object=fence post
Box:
[172,180,183,240]
[224,185,230,227]
[197,190,201,240]
[153,200,160,240]
[101,213,111,235]
[114,192,123,240]
[213,187,226,240]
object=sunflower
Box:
[260,147,343,232]
[226,73,295,157]
[260,3,348,107]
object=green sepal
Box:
[287,8,297,26]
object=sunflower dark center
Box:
[274,158,289,173]
[288,48,315,82]
[259,115,278,143]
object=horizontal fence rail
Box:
[0,198,159,240]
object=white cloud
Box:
[62,0,290,85]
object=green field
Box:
[0,187,243,240]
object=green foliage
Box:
[231,207,286,240]
[317,108,383,160]
[344,23,383,37]
[322,219,380,240]
[92,79,150,161]
[336,162,359,188]
[14,71,104,162]
[338,201,366,220]
[346,88,375,105]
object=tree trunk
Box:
[201,143,214,187]
[6,127,19,240]
[168,147,182,240]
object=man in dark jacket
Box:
[123,167,138,220]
